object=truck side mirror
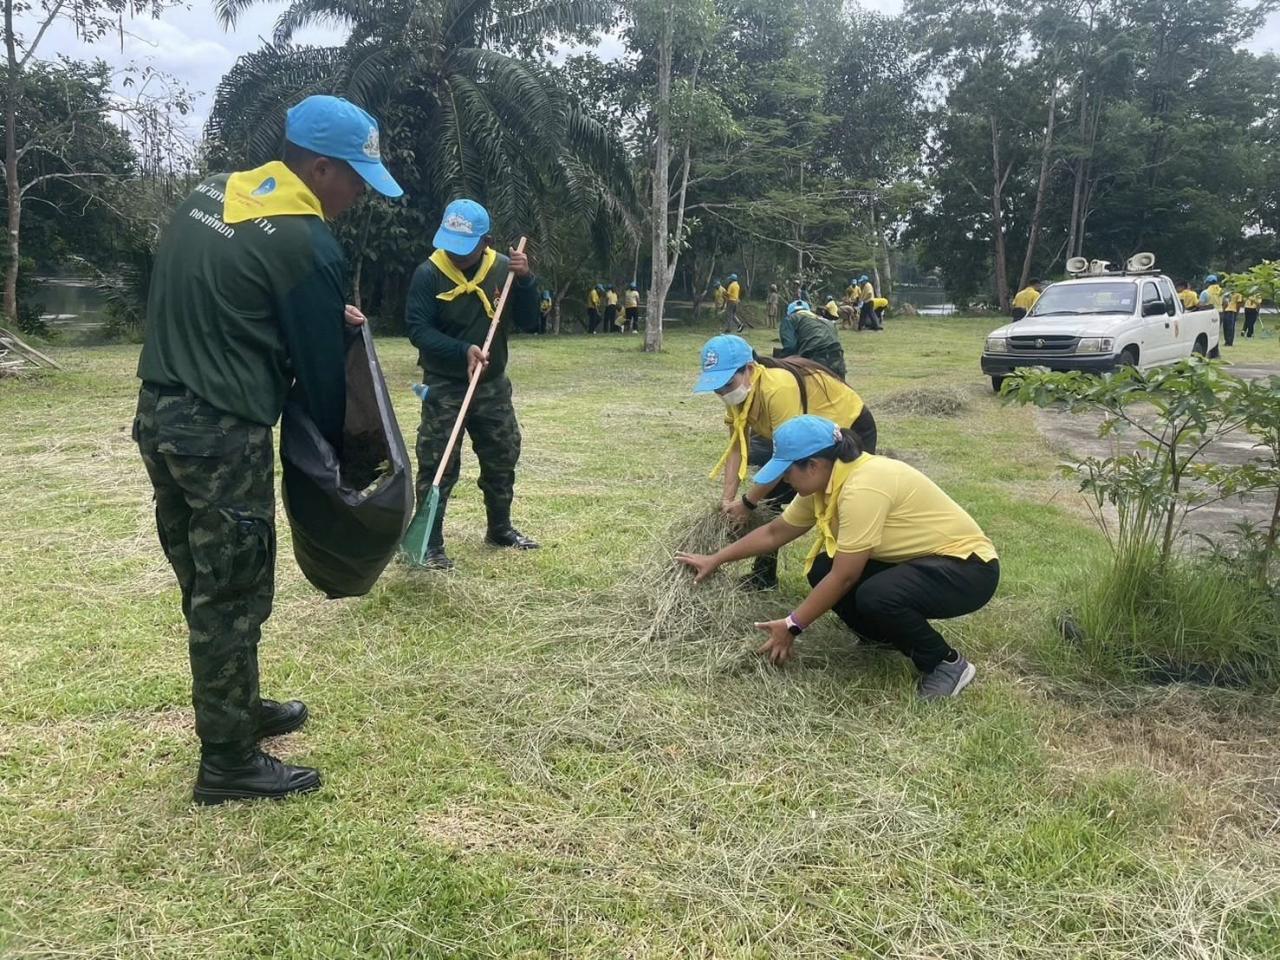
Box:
[1142,301,1167,317]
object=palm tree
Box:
[205,0,634,316]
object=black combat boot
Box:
[256,698,308,740]
[193,742,321,806]
[485,525,540,549]
[422,546,454,570]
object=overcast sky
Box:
[35,0,1280,142]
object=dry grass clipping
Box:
[879,385,970,417]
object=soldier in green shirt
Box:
[134,95,402,805]
[405,199,542,570]
[776,299,848,379]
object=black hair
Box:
[283,141,322,166]
[794,428,863,469]
[1028,278,1040,286]
[1175,279,1188,288]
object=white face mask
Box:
[720,381,750,407]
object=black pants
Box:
[807,552,999,672]
[1243,308,1259,338]
[1221,311,1236,346]
[587,308,601,334]
[604,305,619,331]
[625,306,639,331]
[747,407,878,581]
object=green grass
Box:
[3,317,1280,958]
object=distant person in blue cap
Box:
[677,415,998,699]
[134,94,403,805]
[777,300,846,379]
[405,198,541,570]
[693,334,876,590]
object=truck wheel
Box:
[1118,346,1139,369]
[991,376,1005,393]
[1193,335,1207,357]
[1209,345,1221,359]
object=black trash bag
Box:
[280,324,413,599]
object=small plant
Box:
[1007,360,1280,684]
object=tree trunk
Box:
[990,115,1010,312]
[4,0,21,327]
[644,3,675,354]
[1020,81,1057,291]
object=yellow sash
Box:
[709,365,764,482]
[223,161,323,224]
[803,456,863,574]
[430,247,498,317]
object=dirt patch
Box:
[1046,687,1280,841]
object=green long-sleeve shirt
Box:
[778,309,847,379]
[405,251,539,383]
[137,172,348,444]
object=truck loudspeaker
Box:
[1127,251,1157,271]
[1065,257,1089,274]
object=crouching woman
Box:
[677,415,999,700]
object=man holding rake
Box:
[404,199,542,570]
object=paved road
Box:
[1033,360,1279,543]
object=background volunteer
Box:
[694,334,876,590]
[724,273,743,332]
[134,95,403,805]
[587,284,603,334]
[777,299,847,378]
[605,284,620,331]
[677,415,999,700]
[1242,291,1261,338]
[624,283,641,332]
[405,199,541,571]
[1011,280,1040,321]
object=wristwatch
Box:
[785,613,805,636]
[741,494,757,511]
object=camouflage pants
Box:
[415,375,522,547]
[134,385,275,748]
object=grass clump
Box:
[1065,546,1280,686]
[878,385,970,417]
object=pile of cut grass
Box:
[878,385,970,417]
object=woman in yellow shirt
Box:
[677,414,998,699]
[1243,292,1261,338]
[693,334,877,589]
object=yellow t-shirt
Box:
[1223,292,1243,312]
[1202,284,1223,311]
[540,299,551,314]
[1244,296,1261,310]
[724,367,863,439]
[606,290,619,307]
[824,299,840,319]
[1012,286,1040,311]
[845,285,859,302]
[588,289,601,308]
[782,454,997,565]
[726,281,741,303]
[861,282,875,301]
[714,286,725,306]
[624,290,639,308]
[872,297,889,310]
[1178,289,1199,310]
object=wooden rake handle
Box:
[430,236,528,489]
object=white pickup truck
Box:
[980,271,1220,392]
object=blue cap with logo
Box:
[693,334,754,393]
[433,198,491,256]
[787,299,810,316]
[753,415,845,486]
[285,95,402,198]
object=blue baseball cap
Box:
[285,95,402,198]
[693,334,754,393]
[753,415,844,486]
[787,299,810,316]
[728,273,738,281]
[1205,274,1219,285]
[434,198,491,256]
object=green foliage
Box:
[206,0,633,319]
[1222,259,1280,307]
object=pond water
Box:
[33,277,110,338]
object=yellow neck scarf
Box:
[803,455,867,574]
[223,161,323,225]
[709,365,764,482]
[430,247,499,317]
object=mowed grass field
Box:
[3,316,1280,959]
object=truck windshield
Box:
[1032,281,1136,316]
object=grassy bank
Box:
[2,317,1279,958]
